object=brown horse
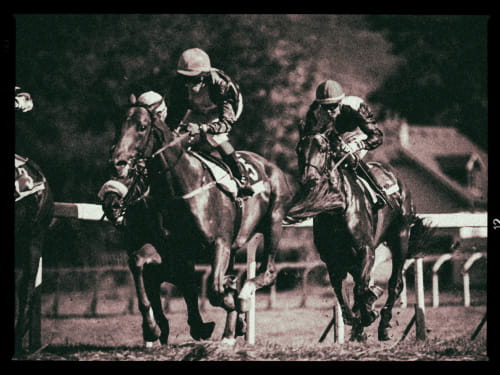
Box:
[102,96,297,345]
[292,131,434,341]
[15,156,53,354]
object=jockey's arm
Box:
[204,100,236,134]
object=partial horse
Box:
[292,132,434,341]
[101,96,297,344]
[15,155,53,353]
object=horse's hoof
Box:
[142,323,161,342]
[350,332,367,342]
[191,321,215,341]
[145,341,155,348]
[378,329,391,341]
[159,334,169,345]
[361,310,379,327]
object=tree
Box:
[365,15,488,151]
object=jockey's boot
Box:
[222,152,254,197]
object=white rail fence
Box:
[45,204,486,318]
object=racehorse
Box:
[101,95,297,345]
[292,131,434,341]
[15,156,53,353]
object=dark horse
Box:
[292,131,433,341]
[101,96,296,345]
[14,156,53,353]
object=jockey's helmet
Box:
[137,91,167,122]
[177,48,212,76]
[315,80,345,104]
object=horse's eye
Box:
[138,123,147,132]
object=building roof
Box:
[398,123,487,207]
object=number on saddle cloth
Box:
[189,151,264,198]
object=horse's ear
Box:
[129,93,137,105]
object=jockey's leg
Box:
[356,160,391,209]
[216,141,254,197]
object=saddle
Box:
[353,162,400,208]
[15,155,46,202]
[188,151,265,200]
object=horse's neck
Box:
[154,144,206,199]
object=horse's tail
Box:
[407,213,436,258]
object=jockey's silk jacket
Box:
[167,69,242,134]
[303,96,383,150]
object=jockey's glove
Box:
[186,123,210,135]
[186,123,201,135]
[341,140,366,154]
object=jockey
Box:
[303,80,390,209]
[167,47,254,197]
[15,87,35,199]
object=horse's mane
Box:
[286,178,344,221]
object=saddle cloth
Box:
[355,162,400,205]
[189,151,265,199]
[15,154,46,202]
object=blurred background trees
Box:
[14,14,488,203]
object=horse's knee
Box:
[129,243,162,269]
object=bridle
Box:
[301,133,332,178]
[300,132,353,179]
[109,104,205,221]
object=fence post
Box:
[267,284,276,310]
[462,253,484,307]
[432,253,453,308]
[414,257,426,340]
[300,266,312,308]
[51,270,60,318]
[88,269,100,317]
[401,259,415,308]
[245,234,260,345]
[333,299,344,344]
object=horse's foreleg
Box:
[15,233,43,354]
[143,269,170,344]
[128,244,162,344]
[174,261,215,341]
[210,238,232,302]
[353,245,382,327]
[378,229,409,341]
[326,266,355,326]
[252,214,283,290]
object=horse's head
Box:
[296,132,333,188]
[111,94,170,179]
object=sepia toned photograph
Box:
[12,14,489,361]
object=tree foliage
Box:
[18,14,470,203]
[365,15,488,151]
